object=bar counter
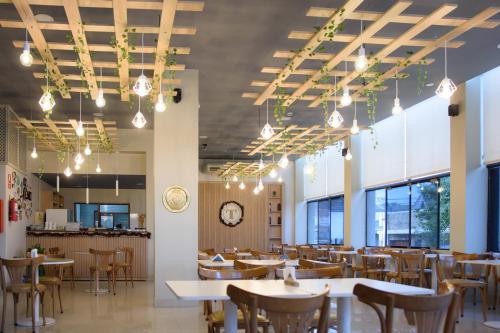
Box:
[26,229,150,280]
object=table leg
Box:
[431,258,438,291]
[223,300,238,333]
[337,297,351,333]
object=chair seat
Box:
[90,265,113,272]
[386,271,398,278]
[39,276,62,285]
[444,278,487,288]
[7,283,46,294]
[312,310,337,324]
[208,310,268,324]
[115,262,131,268]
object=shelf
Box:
[269,237,281,240]
[269,211,281,214]
[269,224,282,227]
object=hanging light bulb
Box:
[96,164,102,173]
[260,100,275,140]
[269,168,278,179]
[133,33,152,97]
[350,99,360,135]
[258,158,265,170]
[84,143,92,156]
[277,175,283,183]
[132,96,147,128]
[355,45,368,72]
[116,177,119,197]
[345,148,353,161]
[64,166,72,177]
[76,93,85,137]
[258,178,264,191]
[328,76,344,128]
[155,92,166,113]
[278,152,289,169]
[253,186,260,195]
[392,71,403,115]
[56,175,60,192]
[39,64,55,114]
[95,146,102,173]
[436,40,457,99]
[225,181,230,190]
[304,162,314,175]
[74,152,84,165]
[30,146,38,159]
[232,174,238,182]
[95,67,106,108]
[340,87,352,107]
[239,180,246,190]
[20,30,33,67]
[74,163,81,171]
[85,183,89,204]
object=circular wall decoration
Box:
[219,201,244,227]
[163,186,190,213]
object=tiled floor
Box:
[0,281,499,332]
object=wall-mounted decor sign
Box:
[219,201,244,227]
[162,186,190,213]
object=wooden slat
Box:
[151,0,178,97]
[33,72,181,85]
[17,117,55,150]
[305,6,500,29]
[260,67,378,78]
[287,130,348,156]
[94,118,113,150]
[248,125,298,156]
[266,126,320,157]
[112,0,129,101]
[32,58,185,71]
[44,118,70,146]
[11,0,71,99]
[250,80,387,91]
[220,162,241,177]
[253,0,363,106]
[62,0,98,99]
[242,92,368,102]
[284,1,412,107]
[44,85,120,94]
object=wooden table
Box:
[197,259,299,268]
[166,278,433,333]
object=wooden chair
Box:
[88,248,117,296]
[199,267,269,333]
[275,266,343,279]
[361,254,387,280]
[298,259,344,271]
[201,248,216,256]
[354,283,458,333]
[227,284,331,333]
[437,254,488,321]
[39,254,64,316]
[48,247,60,254]
[221,253,237,260]
[0,256,47,333]
[47,248,74,288]
[115,247,134,287]
[298,248,318,260]
[385,252,425,287]
[457,253,491,306]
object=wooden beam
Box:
[284,1,413,107]
[0,0,204,11]
[112,0,129,101]
[250,80,387,91]
[44,85,120,94]
[305,6,500,29]
[253,0,363,106]
[44,118,70,146]
[11,0,71,99]
[17,117,55,150]
[287,129,348,156]
[266,126,320,157]
[248,125,298,156]
[220,162,241,177]
[94,118,114,151]
[33,72,181,85]
[151,0,178,97]
[62,0,98,99]
[242,92,368,103]
[260,67,378,78]
[32,58,185,71]
[287,31,465,49]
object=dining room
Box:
[0,0,499,332]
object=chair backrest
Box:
[354,283,459,333]
[276,266,343,279]
[393,252,425,282]
[198,266,268,280]
[89,248,117,267]
[259,254,281,260]
[200,248,216,256]
[459,253,490,279]
[118,246,134,265]
[48,247,60,254]
[298,248,318,260]
[0,256,44,291]
[221,253,237,260]
[299,259,343,269]
[437,255,458,281]
[227,284,330,333]
[44,254,66,278]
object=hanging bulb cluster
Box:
[260,99,275,140]
[20,30,33,67]
[436,40,457,99]
[133,33,152,97]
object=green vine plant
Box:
[109,27,137,73]
[417,57,428,95]
[273,85,287,126]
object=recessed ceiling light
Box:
[425,82,435,87]
[497,43,500,49]
[35,14,54,23]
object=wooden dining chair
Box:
[221,253,237,260]
[89,248,117,296]
[361,254,387,281]
[0,256,47,333]
[456,253,491,306]
[39,254,64,316]
[437,254,488,321]
[198,267,269,333]
[385,252,425,287]
[298,248,318,260]
[298,259,344,271]
[275,266,343,279]
[227,284,331,333]
[114,247,134,287]
[353,283,459,333]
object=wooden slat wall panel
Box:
[198,181,276,253]
[26,235,148,280]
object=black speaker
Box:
[341,148,348,157]
[448,104,459,117]
[173,88,182,104]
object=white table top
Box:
[330,250,357,255]
[42,258,74,266]
[458,259,500,266]
[235,252,253,257]
[197,259,299,268]
[362,254,392,259]
[198,260,234,267]
[166,278,434,302]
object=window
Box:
[307,196,344,245]
[74,203,130,229]
[487,165,500,251]
[366,175,450,249]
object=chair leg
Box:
[123,267,128,287]
[30,292,35,333]
[51,285,55,317]
[107,272,111,293]
[95,270,98,296]
[481,287,489,322]
[113,269,116,295]
[70,265,75,289]
[129,266,134,288]
[26,293,29,317]
[461,289,467,317]
[473,288,477,306]
[57,285,63,313]
[1,290,7,333]
[13,294,18,327]
[495,280,498,310]
[40,292,46,326]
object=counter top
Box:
[26,229,151,238]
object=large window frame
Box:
[487,164,500,251]
[307,195,344,245]
[365,174,450,250]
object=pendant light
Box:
[75,92,85,137]
[232,174,238,182]
[268,154,278,178]
[95,147,102,173]
[30,135,38,159]
[84,125,92,156]
[435,40,457,99]
[340,62,352,107]
[260,99,275,140]
[354,21,368,72]
[115,175,119,197]
[239,178,246,190]
[258,153,265,170]
[277,175,283,183]
[56,174,60,192]
[304,160,314,175]
[39,64,55,114]
[392,71,403,115]
[345,137,353,161]
[85,174,89,204]
[95,67,106,108]
[64,148,72,177]
[350,99,360,135]
[74,163,81,171]
[74,139,84,165]
[132,96,147,128]
[278,148,289,169]
[20,29,33,67]
[155,74,166,113]
[253,176,260,195]
[328,75,344,128]
[258,176,264,191]
[225,181,230,190]
[133,33,152,97]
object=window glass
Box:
[331,197,344,245]
[411,181,438,248]
[100,204,129,213]
[386,186,410,247]
[366,189,386,246]
[75,204,99,228]
[318,200,331,244]
[307,201,318,244]
[439,177,450,249]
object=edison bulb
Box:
[155,92,166,113]
[258,178,264,191]
[225,182,230,190]
[278,153,289,169]
[75,121,85,137]
[74,152,84,165]
[232,175,238,182]
[84,143,92,156]
[64,166,72,177]
[392,97,403,115]
[345,149,353,161]
[354,45,368,72]
[20,42,33,67]
[95,88,106,108]
[239,181,246,190]
[269,168,277,178]
[258,159,265,170]
[340,87,352,107]
[30,147,38,159]
[350,119,360,135]
[96,164,102,173]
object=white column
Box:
[344,135,365,248]
[294,158,307,244]
[154,70,199,306]
[450,78,488,252]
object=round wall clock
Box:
[163,186,190,213]
[219,201,244,227]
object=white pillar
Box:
[344,135,365,248]
[154,70,199,306]
[449,78,487,252]
[294,158,307,244]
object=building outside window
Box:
[307,195,344,244]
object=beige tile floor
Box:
[0,281,498,332]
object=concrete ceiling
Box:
[0,0,499,160]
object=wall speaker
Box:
[448,104,459,117]
[341,148,348,157]
[173,88,182,104]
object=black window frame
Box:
[365,173,450,250]
[487,163,500,251]
[74,202,130,229]
[306,195,344,245]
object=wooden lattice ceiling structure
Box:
[0,0,204,101]
[242,1,499,108]
[16,116,118,152]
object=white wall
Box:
[303,145,344,200]
[482,66,500,164]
